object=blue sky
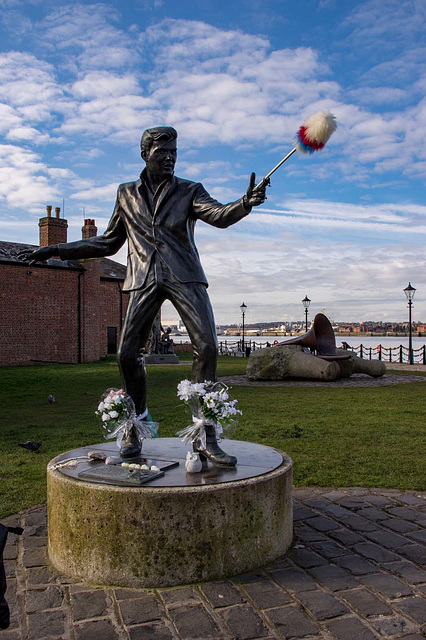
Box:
[0,0,425,324]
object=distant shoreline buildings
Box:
[213,320,426,338]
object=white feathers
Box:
[295,111,337,154]
[303,111,337,144]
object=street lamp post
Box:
[404,283,416,365]
[302,295,311,332]
[240,302,247,355]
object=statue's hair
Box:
[140,126,177,158]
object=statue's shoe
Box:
[193,434,237,468]
[120,428,142,458]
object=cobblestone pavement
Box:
[2,486,426,640]
[218,372,426,388]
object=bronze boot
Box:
[120,426,142,458]
[193,424,237,467]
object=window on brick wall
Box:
[107,326,117,355]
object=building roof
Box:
[0,240,126,280]
[100,258,127,280]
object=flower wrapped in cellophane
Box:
[96,388,158,448]
[175,380,241,447]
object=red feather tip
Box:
[298,126,325,151]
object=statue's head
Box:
[140,126,177,159]
[141,127,177,179]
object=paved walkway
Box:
[219,362,426,388]
[219,372,426,388]
[384,364,426,372]
[2,486,426,639]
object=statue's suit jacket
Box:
[58,174,250,292]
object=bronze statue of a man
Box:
[23,127,266,463]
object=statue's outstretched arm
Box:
[193,173,267,229]
[19,192,126,264]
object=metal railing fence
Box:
[215,340,426,364]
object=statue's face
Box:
[144,139,177,179]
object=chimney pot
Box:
[82,218,97,239]
[39,208,68,248]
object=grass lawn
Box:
[1,356,425,518]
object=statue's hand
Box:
[244,172,267,209]
[18,245,58,265]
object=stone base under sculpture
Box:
[47,438,293,588]
[247,344,386,382]
[144,353,179,364]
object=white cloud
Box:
[344,0,425,47]
[1,10,417,188]
[6,126,50,144]
[349,87,408,106]
[70,182,119,202]
[194,228,426,323]
[143,18,270,69]
[0,51,64,148]
[253,199,426,238]
[0,51,61,112]
[178,160,239,183]
[61,93,160,138]
[142,21,340,146]
[360,48,426,89]
[80,148,104,160]
[18,15,339,151]
[0,103,22,132]
[0,144,67,211]
[71,71,141,99]
[36,4,139,71]
[47,167,76,179]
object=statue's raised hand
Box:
[244,172,267,209]
[18,245,57,265]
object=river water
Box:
[173,334,425,349]
[172,334,425,363]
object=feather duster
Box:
[295,111,337,154]
[257,111,337,188]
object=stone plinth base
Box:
[144,354,179,364]
[47,439,293,588]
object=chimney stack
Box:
[82,219,98,239]
[39,205,68,248]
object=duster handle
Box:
[256,147,297,189]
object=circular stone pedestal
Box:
[47,438,293,588]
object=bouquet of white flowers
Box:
[176,380,241,447]
[96,388,158,448]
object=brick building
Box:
[0,207,129,365]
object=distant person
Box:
[21,126,266,464]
